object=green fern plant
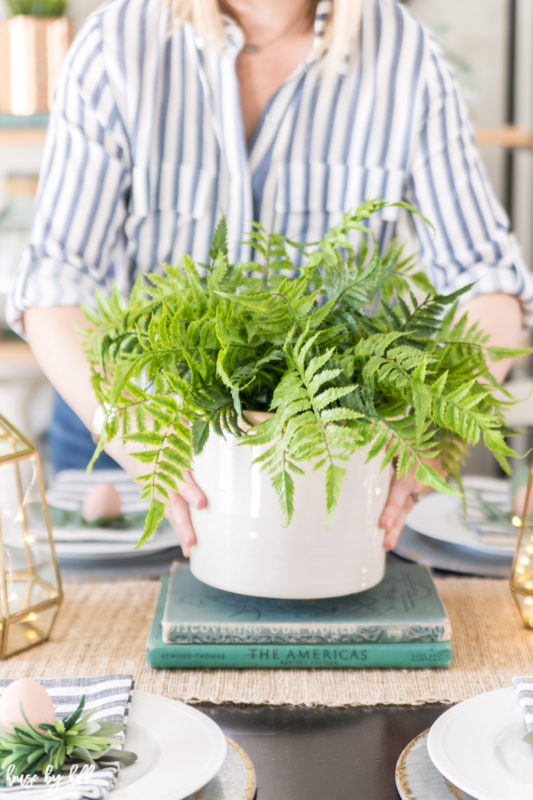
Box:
[82,198,528,546]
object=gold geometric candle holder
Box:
[510,457,533,628]
[0,414,62,657]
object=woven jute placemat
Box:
[0,576,531,707]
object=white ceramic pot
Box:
[189,432,392,599]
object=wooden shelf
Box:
[0,116,531,150]
[0,337,35,364]
[0,126,47,146]
[475,124,533,149]
[4,174,39,197]
[0,113,48,146]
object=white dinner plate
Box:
[23,526,178,561]
[395,729,476,799]
[41,469,178,560]
[427,687,533,800]
[113,691,227,799]
[50,528,178,560]
[46,469,149,514]
[393,526,513,578]
[405,476,516,556]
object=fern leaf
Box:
[415,462,458,495]
[365,427,392,462]
[123,431,165,446]
[306,368,343,399]
[303,349,335,384]
[191,419,210,454]
[135,499,165,548]
[411,381,432,439]
[325,463,346,525]
[271,468,295,524]
[209,216,228,261]
[127,448,166,463]
[319,407,363,424]
[482,428,519,473]
[395,446,414,476]
[155,470,180,493]
[487,345,533,362]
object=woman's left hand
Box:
[379,458,446,551]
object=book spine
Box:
[147,641,452,669]
[162,623,451,645]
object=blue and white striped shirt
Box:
[7,0,533,332]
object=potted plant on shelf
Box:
[83,199,525,598]
[0,0,70,116]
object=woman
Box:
[7,0,533,554]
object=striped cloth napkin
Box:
[0,675,134,799]
[513,676,533,732]
[46,471,148,516]
[42,470,176,554]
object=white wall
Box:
[513,0,533,267]
[405,0,533,266]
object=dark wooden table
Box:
[199,702,449,799]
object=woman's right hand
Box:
[164,471,207,556]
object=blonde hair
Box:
[168,0,365,59]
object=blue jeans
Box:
[47,392,120,472]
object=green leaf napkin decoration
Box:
[0,695,137,781]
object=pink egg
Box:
[82,482,122,522]
[0,678,56,731]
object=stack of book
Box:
[146,558,452,669]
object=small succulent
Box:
[0,695,136,781]
[6,0,67,18]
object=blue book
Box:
[162,558,451,645]
[148,578,452,669]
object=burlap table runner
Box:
[1,576,531,707]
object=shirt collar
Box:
[221,0,333,54]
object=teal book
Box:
[148,579,453,669]
[161,558,451,644]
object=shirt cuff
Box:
[6,255,106,337]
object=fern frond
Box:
[81,201,531,544]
